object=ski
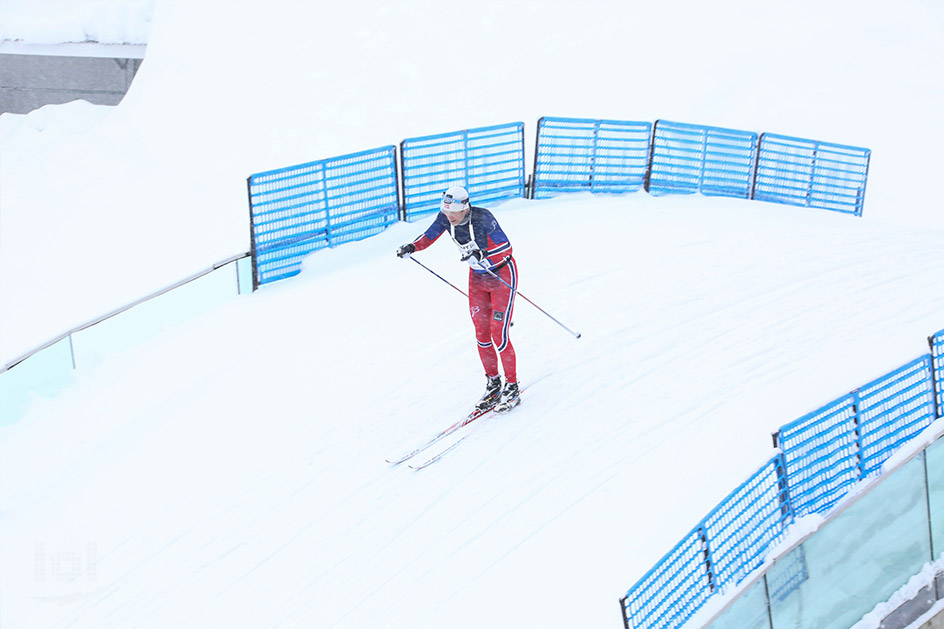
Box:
[408,399,521,470]
[390,374,546,469]
[385,406,493,465]
[408,431,475,470]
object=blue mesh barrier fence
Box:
[246,117,873,290]
[621,455,792,629]
[752,133,870,216]
[621,528,712,629]
[400,122,525,221]
[247,146,399,288]
[777,357,935,515]
[532,116,652,199]
[703,455,793,590]
[646,120,758,198]
[777,394,860,517]
[623,349,942,629]
[931,330,944,418]
[857,356,936,475]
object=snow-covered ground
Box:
[2,1,944,628]
[0,0,153,45]
[3,194,944,628]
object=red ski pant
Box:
[469,258,517,383]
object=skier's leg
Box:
[470,273,499,377]
[490,260,517,384]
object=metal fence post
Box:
[699,524,716,593]
[246,175,260,291]
[749,133,763,201]
[643,119,659,193]
[852,389,864,481]
[619,596,632,629]
[397,142,406,222]
[806,144,818,208]
[857,150,872,216]
[775,451,795,522]
[930,334,942,419]
[588,119,600,191]
[531,118,542,199]
[763,574,775,628]
[321,161,333,248]
[922,450,936,561]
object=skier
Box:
[397,186,520,412]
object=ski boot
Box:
[495,381,520,413]
[475,375,503,411]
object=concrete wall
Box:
[0,51,142,114]
[880,574,943,629]
[920,610,944,629]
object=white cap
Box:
[440,186,470,213]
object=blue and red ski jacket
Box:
[411,207,513,274]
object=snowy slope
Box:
[2,192,944,628]
[2,1,944,628]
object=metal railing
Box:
[1,252,250,376]
[1,254,251,425]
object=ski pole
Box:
[483,263,582,340]
[408,256,468,298]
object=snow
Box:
[2,1,944,628]
[0,0,154,44]
[852,555,944,629]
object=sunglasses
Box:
[442,194,469,207]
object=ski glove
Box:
[396,243,415,258]
[461,249,490,271]
[461,249,485,264]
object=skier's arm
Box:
[411,213,450,252]
[478,209,513,260]
[484,223,512,258]
[396,213,448,257]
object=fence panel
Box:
[857,355,936,475]
[777,394,859,517]
[247,146,399,287]
[621,528,712,629]
[400,122,525,221]
[703,455,793,590]
[532,116,651,199]
[932,330,944,418]
[752,134,870,216]
[646,120,758,198]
